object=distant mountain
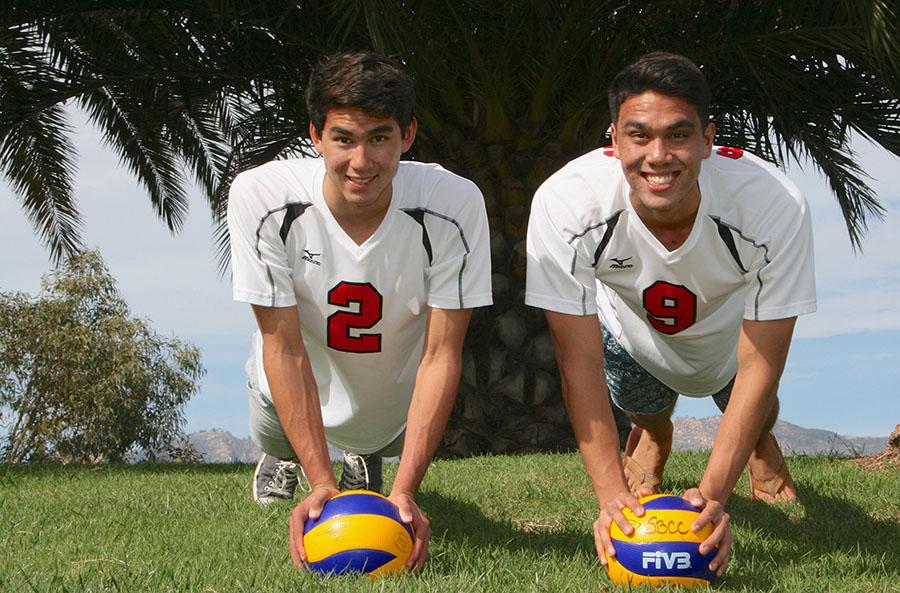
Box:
[188,429,342,463]
[187,419,888,463]
[671,417,887,456]
[189,429,261,463]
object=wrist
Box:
[389,487,417,500]
[697,482,727,507]
[311,481,338,492]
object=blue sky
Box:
[2,112,898,438]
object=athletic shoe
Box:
[252,454,308,505]
[338,451,383,493]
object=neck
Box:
[632,189,700,252]
[324,192,392,246]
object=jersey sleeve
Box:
[743,187,817,320]
[227,169,298,308]
[424,177,493,309]
[525,185,598,316]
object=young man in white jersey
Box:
[526,52,816,576]
[228,51,492,571]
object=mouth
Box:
[346,174,376,188]
[642,171,679,190]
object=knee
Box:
[627,406,675,436]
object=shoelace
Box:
[267,460,299,494]
[343,452,370,488]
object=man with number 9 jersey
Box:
[526,52,815,578]
[228,52,491,572]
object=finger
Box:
[682,487,705,508]
[405,510,430,572]
[623,493,646,517]
[593,519,612,564]
[288,517,302,567]
[607,504,636,537]
[307,493,328,521]
[708,520,732,576]
[413,527,430,573]
[693,500,724,535]
[289,505,309,566]
[637,484,655,498]
[395,496,415,525]
[700,511,730,556]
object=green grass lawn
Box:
[1,452,897,592]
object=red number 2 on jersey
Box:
[327,282,383,353]
[642,281,697,335]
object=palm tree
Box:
[1,3,329,262]
[2,1,898,455]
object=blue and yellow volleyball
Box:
[303,490,413,576]
[606,494,717,588]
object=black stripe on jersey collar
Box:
[279,202,314,244]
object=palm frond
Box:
[78,87,189,232]
[0,104,82,263]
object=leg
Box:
[247,350,299,460]
[246,350,311,503]
[713,388,797,503]
[623,400,677,495]
[602,326,677,495]
[338,431,404,493]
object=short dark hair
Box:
[608,52,710,125]
[305,51,415,133]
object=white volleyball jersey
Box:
[526,146,816,396]
[229,159,492,453]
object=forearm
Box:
[264,346,337,490]
[559,362,630,504]
[699,317,795,505]
[545,312,628,506]
[700,378,776,504]
[390,352,461,497]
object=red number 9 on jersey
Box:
[642,281,697,335]
[327,281,383,353]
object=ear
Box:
[610,123,620,158]
[401,117,418,153]
[702,122,716,158]
[309,121,323,153]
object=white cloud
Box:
[786,137,900,339]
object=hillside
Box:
[188,418,888,463]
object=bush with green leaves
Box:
[0,250,204,463]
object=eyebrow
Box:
[329,124,395,136]
[622,118,696,131]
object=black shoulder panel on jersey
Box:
[279,202,313,244]
[591,210,624,267]
[709,215,748,273]
[400,208,434,265]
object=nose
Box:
[645,138,670,165]
[349,144,372,170]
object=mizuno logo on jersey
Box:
[302,249,321,266]
[609,256,634,269]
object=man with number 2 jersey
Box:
[228,52,491,571]
[526,52,815,577]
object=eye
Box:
[371,135,389,143]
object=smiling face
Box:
[310,106,417,221]
[611,91,715,227]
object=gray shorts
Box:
[246,354,404,460]
[601,327,734,416]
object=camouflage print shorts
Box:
[601,326,735,417]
